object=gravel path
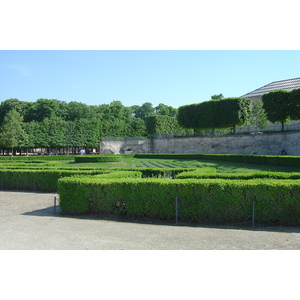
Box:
[1,191,300,250]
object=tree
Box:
[262,90,291,131]
[289,88,300,121]
[247,100,268,129]
[0,109,28,155]
[211,93,224,100]
[178,98,251,134]
[128,118,146,137]
[134,102,155,120]
[216,97,251,133]
[0,98,32,125]
[154,103,178,117]
[25,98,67,122]
[65,101,96,121]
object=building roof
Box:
[241,77,300,99]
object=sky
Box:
[1,50,300,108]
[1,1,300,109]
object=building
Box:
[241,77,300,101]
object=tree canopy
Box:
[178,97,251,133]
[0,109,28,154]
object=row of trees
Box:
[0,98,179,154]
[1,89,300,154]
[177,89,300,133]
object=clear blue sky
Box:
[1,50,300,108]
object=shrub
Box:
[58,176,300,226]
[176,170,300,180]
[75,155,123,163]
[0,169,110,192]
[133,154,300,168]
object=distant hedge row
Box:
[176,170,300,180]
[58,175,300,226]
[75,155,122,163]
[133,153,300,167]
[0,155,76,161]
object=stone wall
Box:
[100,131,300,156]
[100,139,149,154]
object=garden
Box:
[1,153,300,226]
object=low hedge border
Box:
[0,155,76,161]
[176,170,300,180]
[134,153,300,167]
[58,176,300,226]
[0,169,111,192]
[75,155,123,163]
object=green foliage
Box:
[58,176,300,225]
[154,103,178,117]
[0,98,32,125]
[178,97,251,131]
[0,154,76,161]
[146,115,183,135]
[75,155,123,163]
[133,153,300,168]
[133,102,155,120]
[247,100,269,128]
[262,90,291,131]
[25,98,67,122]
[288,88,300,120]
[0,169,110,192]
[176,170,300,180]
[211,93,224,100]
[0,109,28,152]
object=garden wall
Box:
[100,131,300,156]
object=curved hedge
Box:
[58,176,300,226]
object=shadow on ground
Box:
[21,206,300,234]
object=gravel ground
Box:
[1,191,300,250]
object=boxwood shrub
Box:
[58,176,300,226]
[176,170,300,180]
[75,155,123,163]
[0,169,111,192]
[0,155,76,161]
[133,153,300,167]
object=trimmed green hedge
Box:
[176,170,300,180]
[0,155,76,161]
[58,176,300,226]
[58,171,143,214]
[134,153,300,167]
[75,155,123,163]
[0,169,111,192]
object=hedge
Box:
[75,155,123,163]
[0,155,76,161]
[58,176,300,226]
[0,169,111,192]
[176,170,300,180]
[133,153,300,167]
